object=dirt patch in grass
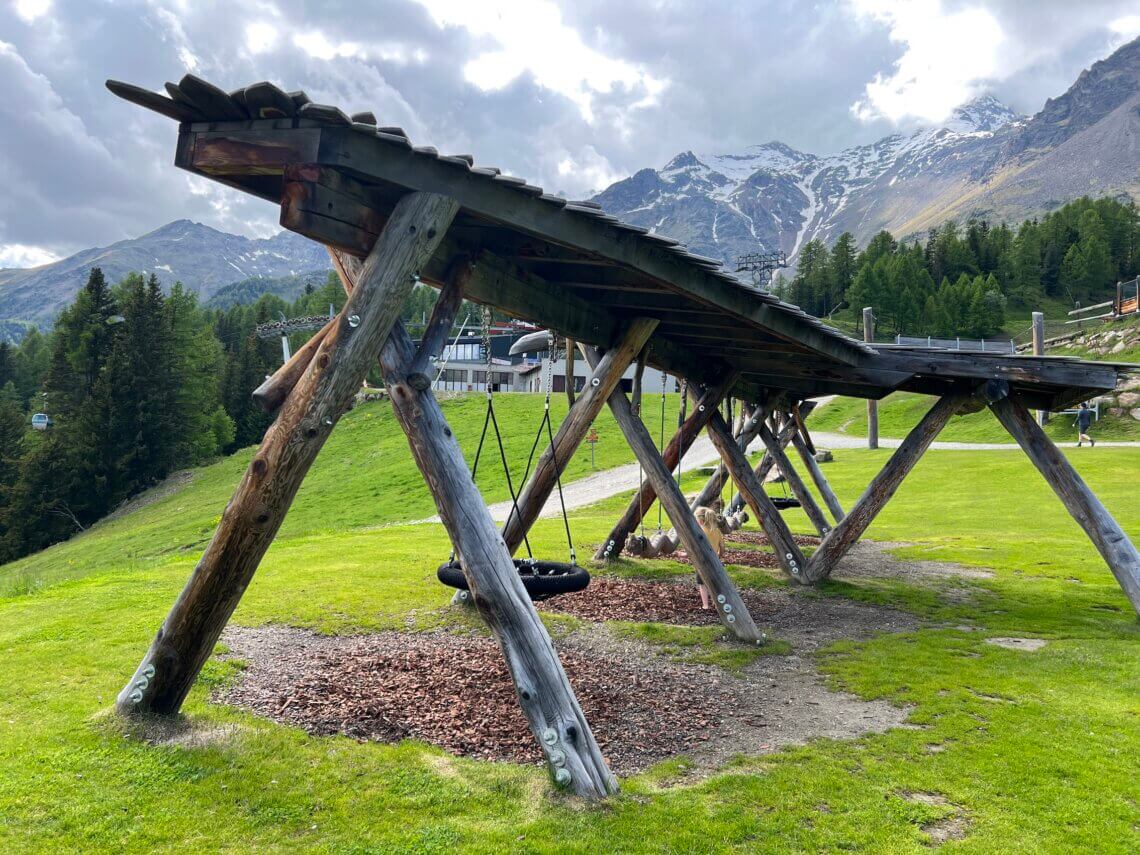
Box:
[101,470,194,524]
[831,541,994,582]
[985,637,1047,651]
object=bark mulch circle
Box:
[544,577,744,624]
[220,628,733,774]
[726,530,821,548]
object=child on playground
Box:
[694,499,731,610]
[1074,402,1096,447]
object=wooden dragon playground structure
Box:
[107,75,1139,799]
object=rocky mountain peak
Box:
[944,94,1021,133]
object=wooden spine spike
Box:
[242,81,297,118]
[351,110,377,125]
[178,73,249,120]
[105,79,202,122]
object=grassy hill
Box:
[1,392,1138,851]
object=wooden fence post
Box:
[1032,311,1047,426]
[864,307,878,449]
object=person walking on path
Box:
[1075,402,1096,447]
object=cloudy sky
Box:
[1,0,1137,268]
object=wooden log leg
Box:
[582,346,762,642]
[117,191,459,716]
[759,419,832,538]
[380,321,617,797]
[990,395,1140,615]
[594,371,739,560]
[791,429,845,523]
[502,318,658,555]
[704,410,810,583]
[804,394,962,583]
[687,402,767,513]
[727,412,805,515]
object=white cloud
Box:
[1109,14,1140,41]
[245,21,278,55]
[12,0,51,23]
[292,31,366,61]
[413,0,667,122]
[849,0,1004,124]
[556,146,624,195]
[0,242,59,267]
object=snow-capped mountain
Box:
[594,38,1140,271]
[0,219,330,327]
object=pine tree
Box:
[829,232,858,309]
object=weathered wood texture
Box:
[408,259,470,390]
[990,395,1140,615]
[864,307,878,449]
[593,370,739,560]
[758,420,832,537]
[565,337,577,405]
[726,411,806,515]
[583,347,762,641]
[686,402,768,515]
[704,410,810,583]
[380,321,618,797]
[501,318,657,555]
[116,191,458,716]
[791,431,844,523]
[252,316,335,412]
[804,394,961,583]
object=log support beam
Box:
[727,411,805,516]
[407,259,469,389]
[804,394,962,583]
[703,409,810,583]
[582,346,762,642]
[594,370,738,560]
[686,401,767,514]
[990,394,1140,615]
[381,320,618,797]
[791,430,844,524]
[758,419,832,538]
[501,317,658,555]
[116,191,460,716]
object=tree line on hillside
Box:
[776,196,1139,338]
[0,267,454,563]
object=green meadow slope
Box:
[0,393,1138,852]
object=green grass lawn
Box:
[1,394,1138,852]
[808,391,1140,443]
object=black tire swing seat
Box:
[771,496,802,510]
[437,559,589,601]
[437,317,585,603]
